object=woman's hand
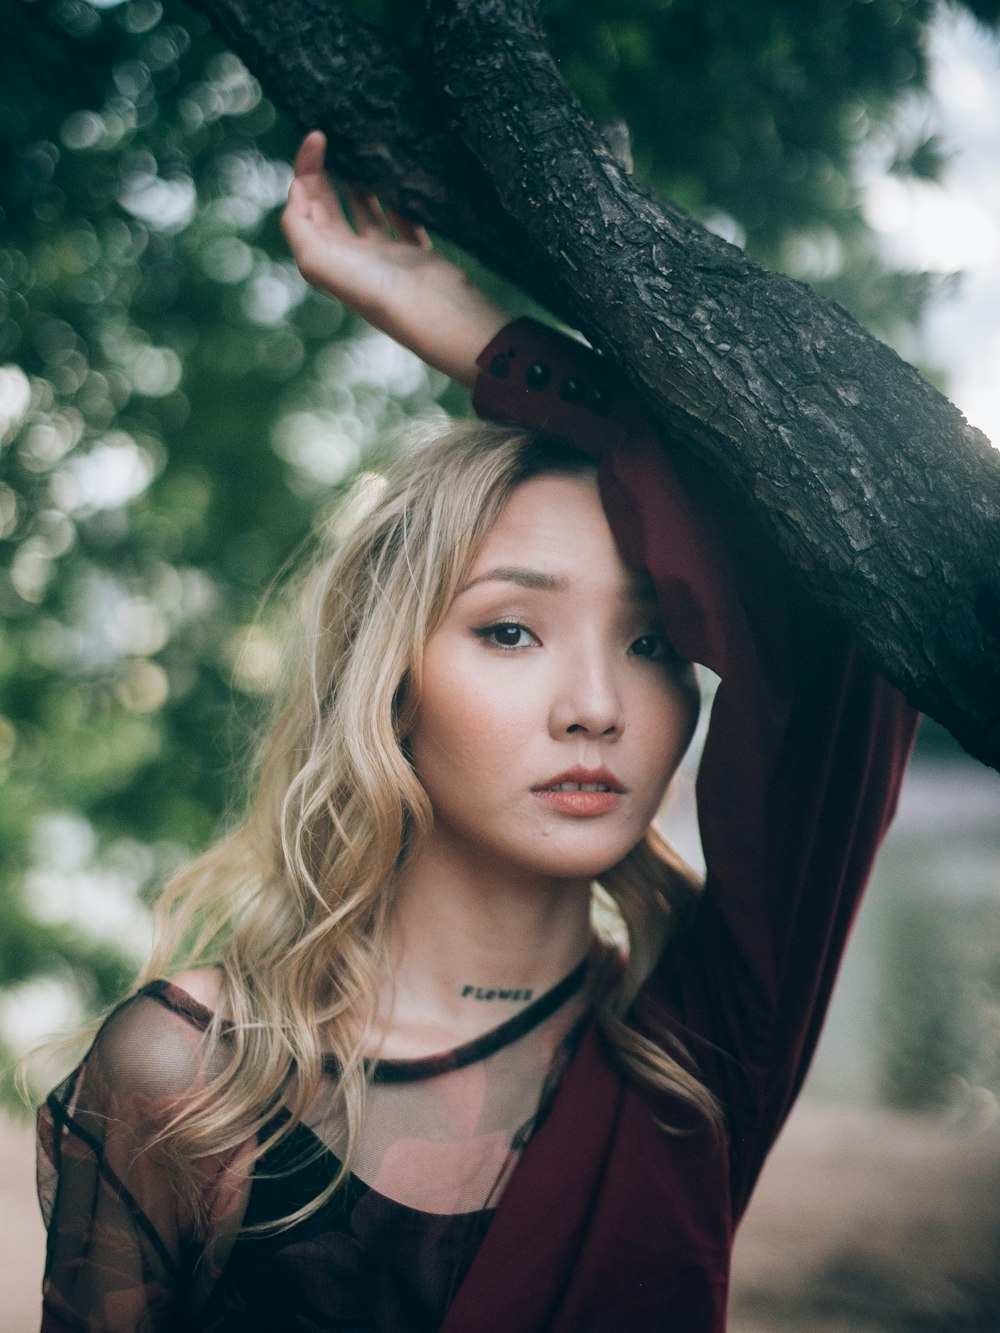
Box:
[282,131,509,387]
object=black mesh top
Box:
[38,949,610,1332]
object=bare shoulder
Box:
[168,966,226,1015]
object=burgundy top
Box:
[37,319,917,1332]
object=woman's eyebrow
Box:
[460,566,569,594]
[460,565,657,602]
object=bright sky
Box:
[863,6,1000,448]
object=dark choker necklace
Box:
[333,952,592,1085]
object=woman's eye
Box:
[629,632,670,661]
[475,622,538,650]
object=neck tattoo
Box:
[461,984,534,1003]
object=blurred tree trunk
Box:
[188,0,1000,772]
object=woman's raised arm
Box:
[282,131,508,386]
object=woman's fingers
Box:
[288,132,351,236]
[345,184,394,239]
[287,131,430,256]
[293,129,327,182]
[282,130,508,378]
[387,210,433,250]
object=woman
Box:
[37,132,917,1332]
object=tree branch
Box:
[186,0,1000,769]
[186,0,575,313]
[426,0,1000,769]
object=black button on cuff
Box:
[586,387,609,415]
[559,377,584,404]
[489,353,510,379]
[524,361,550,390]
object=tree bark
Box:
[188,0,1000,771]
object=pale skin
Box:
[179,132,698,1056]
[379,473,698,1056]
[281,130,508,388]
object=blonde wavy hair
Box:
[112,419,720,1230]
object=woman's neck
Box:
[372,836,594,1059]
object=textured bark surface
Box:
[189,0,1000,770]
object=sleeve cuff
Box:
[473,317,629,455]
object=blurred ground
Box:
[729,1101,1000,1332]
[3,1099,999,1331]
[1,1110,45,1333]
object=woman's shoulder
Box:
[87,967,227,1102]
[162,966,225,1018]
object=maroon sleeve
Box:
[474,318,918,1215]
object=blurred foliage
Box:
[877,859,1000,1111]
[0,0,995,1099]
[0,0,462,1088]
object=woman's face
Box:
[406,470,698,887]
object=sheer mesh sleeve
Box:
[37,988,251,1333]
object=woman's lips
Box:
[532,788,622,816]
[531,768,625,817]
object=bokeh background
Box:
[1,0,998,1326]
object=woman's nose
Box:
[549,659,624,739]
